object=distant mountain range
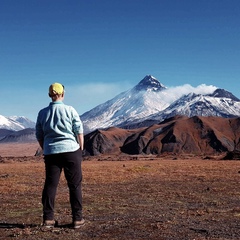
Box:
[81,75,240,132]
[0,128,36,143]
[0,116,35,142]
[0,115,35,131]
[0,75,239,147]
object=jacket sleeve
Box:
[35,112,44,141]
[71,107,84,135]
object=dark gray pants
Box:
[42,149,83,221]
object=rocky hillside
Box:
[0,128,36,143]
[84,116,240,156]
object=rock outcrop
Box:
[84,116,240,156]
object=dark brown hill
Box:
[84,116,240,156]
[0,128,36,143]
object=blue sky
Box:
[1,0,239,121]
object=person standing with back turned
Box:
[35,83,84,229]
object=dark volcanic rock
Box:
[222,150,240,160]
[84,116,240,156]
[0,128,36,143]
[84,127,135,155]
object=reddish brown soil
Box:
[0,143,240,239]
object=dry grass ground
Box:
[0,143,240,239]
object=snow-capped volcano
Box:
[133,75,166,91]
[81,75,170,132]
[81,75,240,133]
[0,115,35,131]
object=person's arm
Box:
[35,112,44,150]
[38,140,44,149]
[77,133,84,150]
[71,107,84,150]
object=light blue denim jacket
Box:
[35,101,83,155]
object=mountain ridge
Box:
[1,75,239,135]
[0,128,36,143]
[81,75,171,133]
[0,115,35,131]
[84,115,240,156]
[81,75,240,133]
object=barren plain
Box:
[0,143,240,239]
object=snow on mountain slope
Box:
[81,75,169,132]
[0,115,35,131]
[135,90,240,127]
[9,116,35,128]
[162,90,240,118]
[81,75,240,133]
[2,75,239,135]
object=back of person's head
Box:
[49,83,65,101]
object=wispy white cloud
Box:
[162,84,217,103]
[66,82,218,115]
[66,82,132,114]
[0,81,219,121]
